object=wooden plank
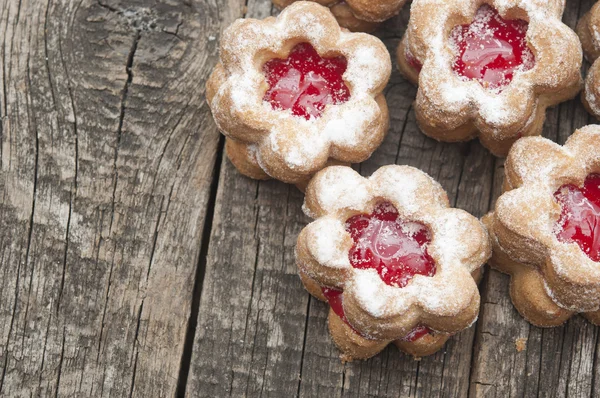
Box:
[189,3,494,397]
[0,0,227,396]
[186,3,321,397]
[469,1,600,397]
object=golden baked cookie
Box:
[296,165,491,360]
[397,0,582,157]
[577,1,600,119]
[271,0,408,32]
[485,126,600,327]
[206,2,391,186]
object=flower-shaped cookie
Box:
[485,126,600,327]
[396,0,582,157]
[271,0,409,32]
[295,165,491,359]
[577,1,600,119]
[206,2,391,185]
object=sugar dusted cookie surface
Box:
[206,2,391,185]
[397,0,582,157]
[296,165,491,360]
[577,1,600,119]
[485,126,600,327]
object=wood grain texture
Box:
[189,2,491,398]
[0,0,224,396]
[3,0,600,397]
[186,4,315,398]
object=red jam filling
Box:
[450,4,534,90]
[320,202,437,340]
[405,48,423,72]
[402,325,431,342]
[554,174,600,262]
[346,202,436,288]
[262,43,350,120]
[321,287,359,334]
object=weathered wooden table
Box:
[0,0,598,396]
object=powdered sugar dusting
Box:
[209,2,391,178]
[312,167,370,213]
[439,81,469,107]
[407,0,580,136]
[586,66,600,117]
[492,128,600,314]
[370,166,447,215]
[373,171,419,213]
[430,210,483,269]
[353,269,393,317]
[344,44,387,92]
[307,217,352,269]
[324,96,379,147]
[303,165,489,328]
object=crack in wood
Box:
[37,311,52,392]
[296,297,311,398]
[174,135,225,398]
[2,0,600,396]
[54,327,66,398]
[0,7,37,387]
[127,300,144,397]
[109,31,139,234]
[590,332,600,398]
[0,1,9,162]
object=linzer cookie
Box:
[296,166,491,360]
[271,0,409,32]
[577,1,600,119]
[206,2,391,186]
[484,126,600,327]
[397,0,582,157]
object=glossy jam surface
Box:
[262,43,350,120]
[554,174,600,262]
[402,325,431,342]
[321,287,433,340]
[319,202,437,340]
[450,5,534,90]
[322,287,355,331]
[345,202,436,288]
[405,48,423,72]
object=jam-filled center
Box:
[554,174,600,262]
[319,202,437,340]
[262,43,351,120]
[345,202,436,288]
[450,4,535,90]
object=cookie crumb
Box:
[515,337,527,352]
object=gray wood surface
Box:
[0,0,222,396]
[1,0,599,397]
